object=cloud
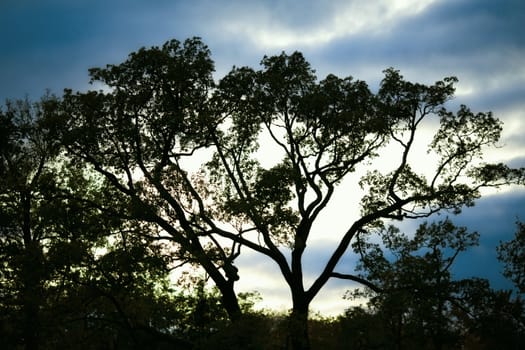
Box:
[306,0,525,83]
[0,0,190,99]
[213,0,438,50]
[506,156,525,169]
[235,250,292,311]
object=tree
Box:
[498,221,525,293]
[57,38,244,323]
[346,219,484,349]
[53,37,523,350]
[341,219,525,349]
[0,97,62,350]
[0,98,189,350]
[204,50,522,349]
[463,288,525,349]
[44,216,191,350]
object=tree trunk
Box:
[193,245,242,322]
[217,281,242,322]
[21,242,42,350]
[21,191,41,350]
[288,302,310,350]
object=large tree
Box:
[57,38,245,323]
[54,37,523,350]
[204,48,522,349]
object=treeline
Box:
[1,37,525,349]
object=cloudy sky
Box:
[1,0,524,315]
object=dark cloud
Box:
[322,0,524,62]
[1,2,106,92]
[309,0,525,94]
[0,0,191,99]
[393,0,525,56]
[458,84,525,113]
[451,190,525,290]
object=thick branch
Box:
[307,193,433,301]
[330,272,383,293]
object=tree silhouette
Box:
[339,220,525,349]
[56,38,244,322]
[50,37,524,350]
[0,97,62,349]
[347,220,484,349]
[203,48,523,349]
[0,97,192,349]
[499,221,525,293]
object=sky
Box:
[1,0,524,315]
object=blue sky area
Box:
[1,0,524,315]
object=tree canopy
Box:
[499,222,525,294]
[343,220,525,349]
[1,37,524,350]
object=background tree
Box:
[498,221,525,293]
[345,220,485,349]
[0,98,192,349]
[340,219,525,349]
[0,97,61,349]
[53,37,524,350]
[461,288,525,349]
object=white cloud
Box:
[220,0,439,49]
[235,252,292,311]
[454,49,525,96]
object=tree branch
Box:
[330,272,383,293]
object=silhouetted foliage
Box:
[0,97,62,349]
[498,221,525,293]
[0,98,191,349]
[343,219,525,349]
[56,38,244,323]
[346,220,473,348]
[2,37,524,350]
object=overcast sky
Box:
[1,0,524,315]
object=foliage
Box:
[0,98,187,349]
[3,36,524,350]
[55,37,244,321]
[0,97,62,349]
[498,221,525,293]
[345,219,525,349]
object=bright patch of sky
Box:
[221,0,438,48]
